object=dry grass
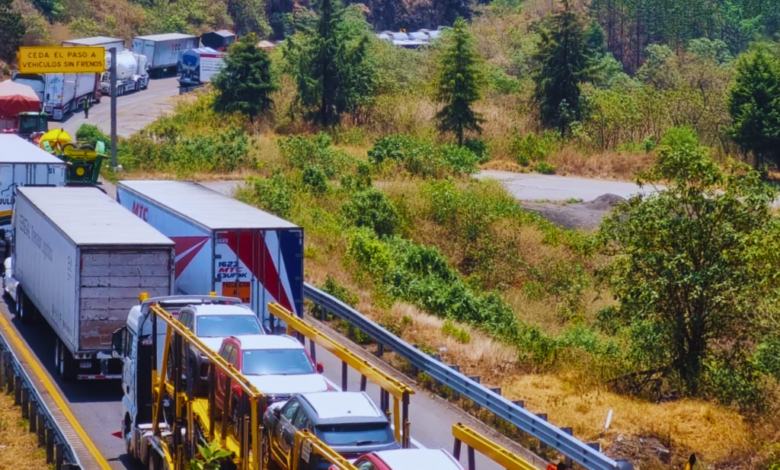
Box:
[500,373,755,464]
[0,392,48,470]
[549,147,655,180]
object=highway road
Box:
[58,77,180,138]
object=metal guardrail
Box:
[178,83,204,94]
[304,283,633,470]
[0,331,82,470]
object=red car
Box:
[329,449,464,470]
[214,334,330,434]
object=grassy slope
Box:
[0,392,48,470]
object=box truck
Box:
[116,180,304,330]
[131,33,198,77]
[178,47,224,86]
[0,135,66,231]
[12,71,99,121]
[200,30,236,51]
[62,36,125,52]
[9,186,175,380]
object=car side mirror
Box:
[273,407,281,418]
[111,326,125,358]
[316,362,324,374]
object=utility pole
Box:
[110,47,117,169]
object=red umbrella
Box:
[0,80,41,120]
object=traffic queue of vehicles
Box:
[1,170,464,469]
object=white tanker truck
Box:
[100,50,150,96]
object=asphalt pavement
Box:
[474,170,662,202]
[58,77,180,138]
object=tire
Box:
[262,432,278,470]
[17,288,34,326]
[58,342,76,381]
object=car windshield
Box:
[242,349,314,375]
[196,315,263,337]
[315,423,394,447]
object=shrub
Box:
[533,161,557,174]
[342,189,400,236]
[439,145,481,175]
[76,124,110,149]
[368,135,440,177]
[279,133,349,177]
[464,138,490,163]
[320,275,359,307]
[302,165,328,194]
[442,320,471,343]
[512,132,559,166]
[248,170,292,217]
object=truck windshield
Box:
[242,349,314,376]
[315,423,394,447]
[196,315,263,337]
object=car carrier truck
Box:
[8,186,175,380]
[116,180,304,331]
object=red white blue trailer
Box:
[116,180,303,330]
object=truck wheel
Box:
[57,340,76,381]
[17,288,34,325]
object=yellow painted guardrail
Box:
[268,303,415,447]
[453,423,539,470]
[0,313,112,470]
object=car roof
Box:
[300,392,383,421]
[373,449,464,470]
[186,304,255,316]
[233,335,303,350]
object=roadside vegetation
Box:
[80,0,780,467]
[0,391,48,470]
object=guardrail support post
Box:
[561,427,574,467]
[38,414,45,446]
[46,428,54,463]
[14,376,21,405]
[21,387,29,418]
[29,400,37,433]
[467,445,476,470]
[55,442,64,470]
[6,368,14,395]
[536,413,548,450]
[377,343,384,357]
[341,361,347,391]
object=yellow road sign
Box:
[17,46,106,74]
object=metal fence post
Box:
[46,428,54,463]
[14,376,21,405]
[55,442,64,470]
[29,400,37,433]
[22,387,29,418]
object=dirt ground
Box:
[520,193,625,230]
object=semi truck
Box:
[8,186,175,380]
[100,50,149,95]
[62,36,125,52]
[0,135,66,231]
[12,71,99,121]
[131,33,198,77]
[116,180,304,330]
[178,47,224,87]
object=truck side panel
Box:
[13,194,80,352]
[0,162,66,228]
[79,249,173,351]
[116,186,213,297]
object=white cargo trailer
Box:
[0,135,66,231]
[11,187,175,380]
[117,180,304,331]
[131,33,198,77]
[12,71,99,121]
[62,36,125,52]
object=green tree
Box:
[227,0,272,37]
[534,0,588,135]
[212,34,276,123]
[599,127,780,402]
[728,47,780,168]
[284,1,377,127]
[0,0,25,63]
[434,17,484,146]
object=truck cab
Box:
[114,294,241,465]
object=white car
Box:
[331,449,465,470]
[215,334,330,413]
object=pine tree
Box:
[534,0,588,135]
[728,47,780,168]
[212,34,277,123]
[285,0,377,127]
[434,17,484,146]
[0,0,25,64]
